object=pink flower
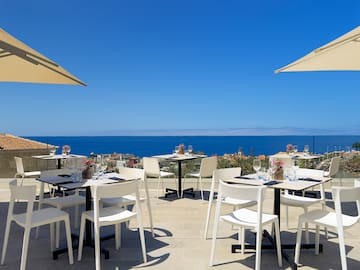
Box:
[271,158,283,168]
[83,158,95,167]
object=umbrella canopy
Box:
[275,26,360,73]
[0,28,86,85]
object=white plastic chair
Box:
[281,157,340,242]
[204,167,257,239]
[209,180,282,270]
[294,181,360,270]
[37,169,85,248]
[77,180,147,270]
[14,156,41,184]
[1,179,74,270]
[143,157,175,197]
[185,156,217,200]
[101,167,154,237]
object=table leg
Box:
[178,160,182,196]
[165,160,194,198]
[57,158,61,169]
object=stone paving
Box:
[0,178,359,270]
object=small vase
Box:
[82,167,94,179]
[273,167,284,180]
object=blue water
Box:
[26,136,360,157]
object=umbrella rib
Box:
[35,59,87,86]
[0,52,11,58]
[0,40,58,67]
[0,40,86,86]
[315,32,360,53]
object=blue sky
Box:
[1,0,360,136]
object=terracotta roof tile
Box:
[0,134,56,150]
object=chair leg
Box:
[255,226,263,270]
[204,191,214,239]
[294,219,304,265]
[304,207,310,244]
[136,211,147,263]
[36,182,45,239]
[315,225,320,255]
[274,219,282,267]
[143,179,154,237]
[1,218,12,265]
[94,222,101,270]
[199,177,204,200]
[20,227,31,270]
[209,202,221,266]
[50,223,55,251]
[337,226,348,270]
[240,228,245,254]
[74,205,79,229]
[64,217,74,265]
[115,223,121,250]
[56,221,60,249]
[77,215,86,261]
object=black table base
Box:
[52,187,110,260]
[165,187,195,198]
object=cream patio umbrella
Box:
[0,28,85,86]
[275,26,360,73]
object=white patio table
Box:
[153,154,206,198]
[37,172,140,260]
[33,154,86,169]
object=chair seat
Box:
[102,195,146,207]
[159,171,174,177]
[299,209,360,228]
[187,172,200,178]
[222,197,257,208]
[44,194,85,208]
[221,208,278,228]
[23,171,41,177]
[14,208,69,228]
[281,193,322,207]
[82,206,136,226]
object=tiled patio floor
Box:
[0,178,359,270]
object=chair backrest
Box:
[91,180,140,201]
[355,180,360,212]
[143,157,160,177]
[118,167,145,181]
[7,179,36,226]
[217,180,266,223]
[328,157,341,177]
[199,156,217,177]
[332,185,360,227]
[91,180,141,228]
[14,157,25,174]
[213,167,241,183]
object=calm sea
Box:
[26,136,360,157]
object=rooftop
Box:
[0,133,56,151]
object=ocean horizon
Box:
[26,135,360,158]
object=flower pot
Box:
[273,167,284,180]
[82,167,94,179]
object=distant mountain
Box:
[97,127,360,136]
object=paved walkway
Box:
[0,178,359,269]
